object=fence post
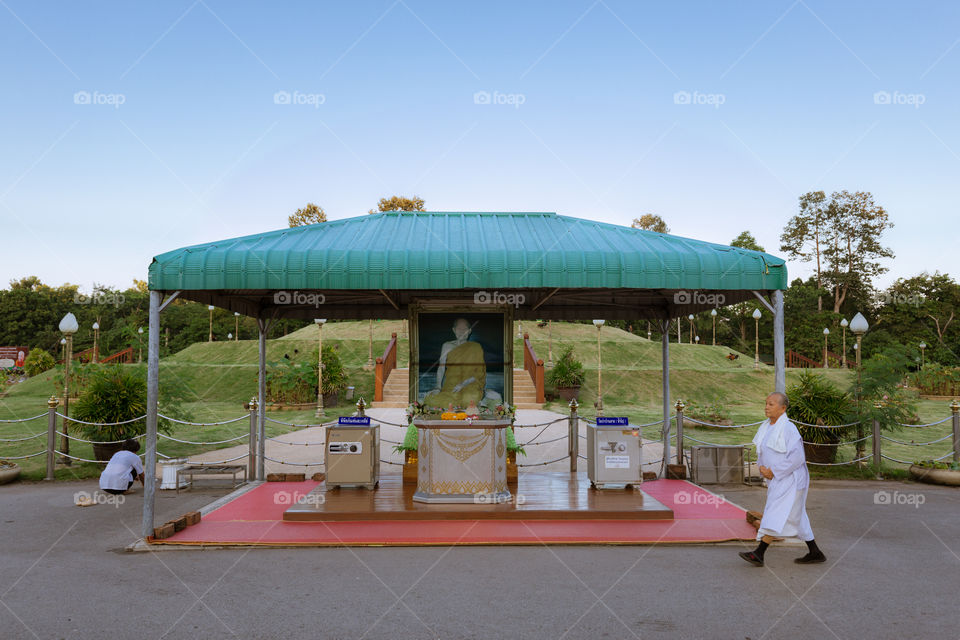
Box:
[46,396,58,481]
[675,399,685,465]
[872,403,882,478]
[356,396,366,417]
[248,397,258,481]
[568,398,579,473]
[952,400,959,464]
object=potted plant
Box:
[394,423,420,484]
[0,460,21,484]
[909,460,960,486]
[72,365,184,461]
[787,371,852,464]
[547,347,585,401]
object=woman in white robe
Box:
[739,392,826,567]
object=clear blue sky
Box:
[2,0,958,292]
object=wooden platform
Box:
[283,472,673,522]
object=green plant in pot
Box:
[72,365,185,461]
[787,371,853,464]
[547,346,585,401]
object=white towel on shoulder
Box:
[752,415,788,454]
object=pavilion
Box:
[142,211,788,539]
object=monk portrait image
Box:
[418,314,504,409]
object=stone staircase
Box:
[371,368,543,410]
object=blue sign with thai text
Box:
[596,417,629,426]
[338,416,371,425]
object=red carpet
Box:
[156,479,756,547]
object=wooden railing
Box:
[100,347,134,364]
[374,332,398,402]
[787,349,849,369]
[522,333,545,404]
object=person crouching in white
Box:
[739,392,826,567]
[99,439,145,495]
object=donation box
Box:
[586,419,642,489]
[325,420,380,490]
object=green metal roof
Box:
[149,211,787,293]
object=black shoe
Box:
[794,551,826,564]
[738,551,764,567]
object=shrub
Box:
[787,371,853,444]
[546,347,585,388]
[72,365,179,442]
[23,349,55,377]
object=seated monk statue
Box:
[424,318,486,408]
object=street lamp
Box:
[364,319,374,371]
[695,335,700,345]
[593,319,605,415]
[137,327,144,363]
[711,309,717,346]
[822,328,830,368]
[208,305,215,342]
[752,308,762,369]
[234,312,240,341]
[59,313,79,465]
[850,312,870,465]
[688,314,694,344]
[840,318,848,368]
[315,319,327,417]
[228,333,233,340]
[92,321,100,363]
[547,320,554,367]
[919,341,926,369]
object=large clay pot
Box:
[92,441,125,462]
[803,443,838,465]
[556,386,581,401]
[910,465,960,486]
[0,462,21,485]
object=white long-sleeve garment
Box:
[752,413,814,541]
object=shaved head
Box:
[767,392,789,409]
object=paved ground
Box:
[1,477,956,639]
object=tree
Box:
[780,191,829,311]
[730,231,765,252]
[630,214,669,233]
[288,203,327,227]
[370,195,425,213]
[821,190,894,314]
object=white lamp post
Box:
[710,309,717,346]
[234,312,240,341]
[547,320,554,367]
[137,327,144,363]
[919,341,926,369]
[315,319,327,416]
[822,327,830,368]
[208,305,215,342]
[364,319,374,371]
[92,321,100,363]
[840,318,848,368]
[593,319,605,415]
[59,313,79,464]
[228,333,233,340]
[695,335,700,345]
[849,312,870,464]
[688,314,694,344]
[752,308,762,369]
